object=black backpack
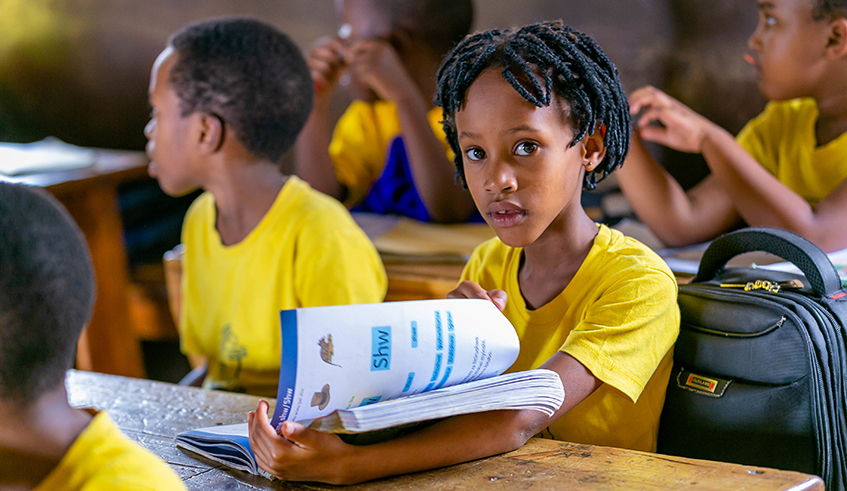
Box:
[657,227,847,491]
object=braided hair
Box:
[435,20,630,191]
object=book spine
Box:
[271,309,299,430]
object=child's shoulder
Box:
[747,97,817,128]
[39,411,185,491]
[182,191,215,228]
[587,225,677,285]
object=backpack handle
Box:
[693,227,843,297]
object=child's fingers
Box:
[486,289,508,311]
[635,125,670,145]
[447,280,490,300]
[635,106,668,130]
[628,85,659,113]
[280,421,310,446]
[249,401,291,474]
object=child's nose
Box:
[484,158,518,194]
[747,29,762,52]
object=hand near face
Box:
[448,280,508,312]
[630,85,715,154]
[345,39,415,102]
[306,37,347,98]
[248,400,353,483]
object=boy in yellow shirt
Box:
[0,183,186,491]
[295,0,477,222]
[617,0,847,251]
[247,22,679,483]
[145,18,387,397]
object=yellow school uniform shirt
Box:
[461,224,679,452]
[33,411,186,491]
[737,98,847,206]
[328,100,452,206]
[180,176,387,396]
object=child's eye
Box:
[515,141,538,156]
[762,13,776,27]
[465,148,486,161]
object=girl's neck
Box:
[519,210,598,310]
[206,161,287,246]
[0,387,92,490]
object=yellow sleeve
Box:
[736,102,782,176]
[293,208,387,307]
[328,101,387,207]
[562,267,679,403]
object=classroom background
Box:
[0,0,765,381]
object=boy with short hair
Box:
[0,183,186,491]
[295,0,477,223]
[145,18,387,397]
[617,0,847,252]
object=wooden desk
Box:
[1,150,149,377]
[353,214,493,302]
[66,370,824,491]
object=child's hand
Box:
[248,400,353,483]
[306,37,347,98]
[344,39,416,103]
[447,281,508,312]
[629,85,715,154]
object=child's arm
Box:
[247,282,600,484]
[345,40,476,223]
[619,86,847,251]
[248,354,599,484]
[617,134,742,247]
[295,38,349,201]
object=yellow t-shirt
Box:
[180,176,387,396]
[328,100,452,207]
[461,224,679,452]
[737,98,847,206]
[33,411,186,491]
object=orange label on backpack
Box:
[685,373,718,393]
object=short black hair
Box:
[435,21,631,190]
[373,0,474,55]
[0,184,95,406]
[812,0,847,19]
[168,17,313,163]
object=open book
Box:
[176,299,565,476]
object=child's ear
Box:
[197,113,225,154]
[581,125,607,172]
[825,17,847,60]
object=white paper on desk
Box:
[656,242,712,275]
[0,138,95,176]
[270,299,519,429]
[755,247,847,285]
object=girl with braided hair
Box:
[247,21,679,484]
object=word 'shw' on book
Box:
[176,299,565,477]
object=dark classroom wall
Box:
[0,0,765,187]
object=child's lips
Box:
[487,202,527,227]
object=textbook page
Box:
[271,298,519,429]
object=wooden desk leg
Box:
[58,183,145,378]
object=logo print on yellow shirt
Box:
[218,324,248,388]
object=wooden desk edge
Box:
[66,371,826,491]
